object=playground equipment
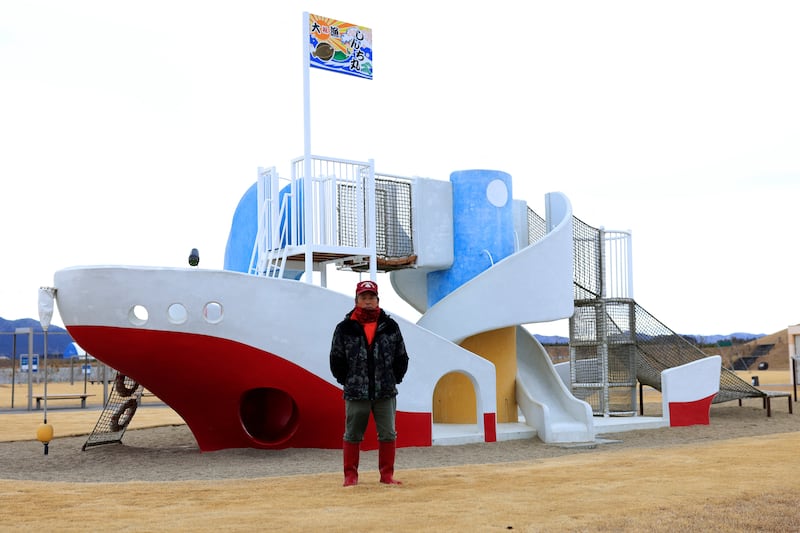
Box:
[55,159,597,451]
[55,155,775,452]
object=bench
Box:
[34,394,95,410]
[762,391,793,417]
[738,391,793,417]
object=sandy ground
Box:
[1,372,798,531]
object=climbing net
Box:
[630,303,765,403]
[82,372,142,450]
[528,206,766,408]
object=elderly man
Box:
[329,280,409,486]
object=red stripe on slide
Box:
[668,393,717,427]
[483,412,497,442]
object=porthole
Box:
[128,304,149,326]
[203,301,224,324]
[167,303,188,325]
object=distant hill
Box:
[533,335,570,344]
[705,329,792,371]
[683,333,764,344]
[532,332,764,346]
[0,317,74,358]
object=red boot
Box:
[342,441,360,487]
[378,440,402,485]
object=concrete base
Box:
[592,415,669,435]
[432,414,667,446]
[432,422,536,446]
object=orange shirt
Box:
[363,321,377,346]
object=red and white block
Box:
[661,355,722,427]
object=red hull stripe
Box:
[668,393,717,427]
[67,325,432,451]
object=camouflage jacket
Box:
[329,309,409,401]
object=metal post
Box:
[366,159,377,280]
[25,329,33,411]
[599,227,606,298]
[38,286,56,454]
[43,329,48,421]
[11,334,16,409]
[599,300,610,417]
[83,350,89,392]
[302,12,314,283]
[625,230,634,299]
[101,360,108,400]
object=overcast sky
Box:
[2,1,798,337]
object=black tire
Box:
[114,373,139,397]
[110,398,138,431]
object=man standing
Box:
[329,280,409,486]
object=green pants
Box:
[343,397,397,443]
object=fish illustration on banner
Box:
[308,13,372,80]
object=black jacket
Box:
[329,309,409,401]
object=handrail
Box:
[266,191,292,278]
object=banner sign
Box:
[21,355,39,372]
[308,13,372,80]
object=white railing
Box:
[289,155,374,251]
[601,229,633,299]
[249,156,378,280]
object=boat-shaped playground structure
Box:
[53,156,777,452]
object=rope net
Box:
[572,215,603,301]
[526,207,547,245]
[561,208,765,412]
[570,300,638,414]
[337,174,415,268]
[82,372,143,450]
[630,302,765,404]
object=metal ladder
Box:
[249,167,291,278]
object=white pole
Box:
[37,287,56,455]
[43,331,48,417]
[38,287,56,421]
[626,230,634,299]
[367,159,377,280]
[302,12,314,283]
[27,331,32,409]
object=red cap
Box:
[355,280,378,296]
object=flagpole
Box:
[302,12,313,283]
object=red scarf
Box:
[351,306,380,324]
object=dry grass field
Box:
[1,372,798,532]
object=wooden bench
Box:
[738,391,793,417]
[34,394,95,410]
[762,391,793,417]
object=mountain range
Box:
[0,317,74,357]
[532,332,763,345]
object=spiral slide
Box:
[392,191,595,443]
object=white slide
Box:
[392,192,595,443]
[516,326,594,442]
